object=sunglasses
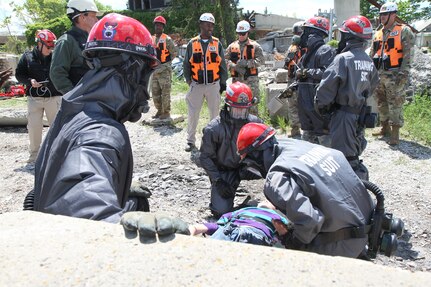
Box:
[237,32,247,36]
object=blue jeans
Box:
[210,223,272,246]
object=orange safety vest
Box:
[229,40,258,78]
[152,33,171,64]
[286,45,301,78]
[372,24,404,70]
[189,36,221,84]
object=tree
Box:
[360,0,431,23]
[166,0,239,45]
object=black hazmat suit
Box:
[200,109,262,216]
[315,41,379,180]
[32,57,151,223]
[254,138,374,258]
[297,33,336,139]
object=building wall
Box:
[334,0,360,27]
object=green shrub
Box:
[404,93,431,145]
[327,39,339,48]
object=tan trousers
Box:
[186,81,221,145]
[27,96,62,157]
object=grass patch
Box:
[404,93,431,145]
[171,77,189,97]
[0,97,27,109]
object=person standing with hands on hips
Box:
[183,13,228,152]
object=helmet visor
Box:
[229,106,249,119]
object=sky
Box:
[0,0,334,34]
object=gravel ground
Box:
[0,107,430,273]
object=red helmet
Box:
[35,29,57,48]
[83,13,159,67]
[225,82,253,108]
[153,16,166,25]
[339,15,373,40]
[237,123,276,159]
[303,17,330,35]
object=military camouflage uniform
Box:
[284,44,301,133]
[226,39,265,115]
[151,34,177,116]
[369,23,415,127]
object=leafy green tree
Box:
[360,0,430,23]
[166,0,239,45]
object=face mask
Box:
[337,32,348,54]
[228,106,249,119]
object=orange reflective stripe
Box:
[189,36,221,83]
[372,25,403,69]
[152,33,171,64]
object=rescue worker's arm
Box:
[167,36,177,60]
[263,170,325,244]
[182,41,193,85]
[50,36,75,94]
[199,124,223,182]
[315,55,344,110]
[251,42,265,67]
[400,25,415,72]
[43,127,132,223]
[15,53,31,87]
[218,41,228,87]
[304,46,336,81]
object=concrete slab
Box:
[266,83,289,118]
[1,211,430,286]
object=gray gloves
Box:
[129,180,152,198]
[120,212,190,242]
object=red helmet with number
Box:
[35,29,57,48]
[237,123,276,159]
[83,13,159,67]
[153,16,167,25]
[339,15,373,40]
[225,82,253,108]
[303,16,330,35]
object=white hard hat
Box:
[199,13,215,24]
[66,0,102,16]
[380,2,398,14]
[236,20,250,33]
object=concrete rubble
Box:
[1,211,430,286]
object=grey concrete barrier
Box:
[1,211,430,286]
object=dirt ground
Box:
[0,107,430,273]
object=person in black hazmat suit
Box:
[296,17,336,145]
[199,81,262,217]
[27,13,160,223]
[315,16,379,181]
[236,123,374,258]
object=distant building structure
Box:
[127,0,171,11]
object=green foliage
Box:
[166,0,239,46]
[404,93,431,145]
[117,10,158,32]
[0,97,27,109]
[0,37,27,54]
[360,0,430,23]
[25,16,71,47]
[327,39,339,48]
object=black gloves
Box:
[215,179,235,199]
[120,212,190,242]
[219,83,226,94]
